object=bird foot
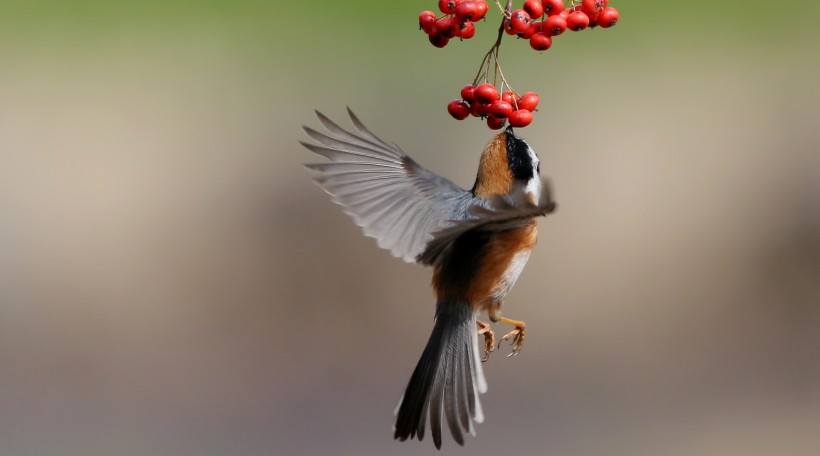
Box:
[498,322,526,357]
[476,320,495,362]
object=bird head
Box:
[472,127,541,200]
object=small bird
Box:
[302,109,556,449]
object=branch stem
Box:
[472,0,514,88]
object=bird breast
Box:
[469,221,537,308]
[416,220,540,314]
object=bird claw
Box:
[476,320,495,362]
[498,325,525,357]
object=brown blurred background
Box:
[1,1,819,455]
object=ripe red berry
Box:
[503,18,517,35]
[581,0,607,19]
[458,21,476,38]
[558,8,570,20]
[448,100,471,120]
[456,1,478,22]
[508,109,533,128]
[470,101,490,117]
[474,83,499,103]
[489,100,514,119]
[460,85,476,102]
[597,7,619,28]
[419,11,437,34]
[474,0,489,20]
[517,92,539,111]
[544,15,567,36]
[523,0,544,19]
[438,0,459,15]
[566,11,589,31]
[510,9,532,33]
[435,16,460,38]
[428,32,450,48]
[487,116,507,130]
[529,32,552,51]
[543,0,565,16]
[501,91,521,106]
[517,22,537,39]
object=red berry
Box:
[458,21,476,38]
[503,18,517,35]
[523,0,544,19]
[456,1,478,21]
[489,100,514,119]
[508,109,533,128]
[517,22,537,39]
[448,100,471,120]
[470,101,490,117]
[597,7,618,28]
[529,32,552,51]
[474,83,499,103]
[510,9,532,33]
[543,0,565,16]
[558,8,570,20]
[544,15,567,36]
[419,11,437,34]
[501,91,521,106]
[474,0,489,20]
[438,0,459,15]
[581,0,607,19]
[566,11,589,31]
[517,92,539,111]
[487,116,507,130]
[435,17,460,38]
[460,85,476,102]
[428,32,450,48]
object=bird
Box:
[301,108,556,449]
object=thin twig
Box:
[472,0,513,86]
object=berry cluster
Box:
[448,84,539,129]
[419,1,490,48]
[504,0,619,52]
[419,0,620,129]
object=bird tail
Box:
[393,300,487,449]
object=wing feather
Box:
[303,109,474,264]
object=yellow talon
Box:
[497,317,526,357]
[476,320,495,361]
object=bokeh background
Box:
[1,1,819,455]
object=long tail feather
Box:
[393,301,487,449]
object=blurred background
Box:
[1,1,819,455]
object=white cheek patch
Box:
[524,146,541,201]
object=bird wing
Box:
[302,108,475,264]
[416,180,557,265]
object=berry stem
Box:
[472,0,513,87]
[493,0,513,19]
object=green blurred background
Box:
[1,1,819,455]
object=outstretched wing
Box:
[302,108,474,264]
